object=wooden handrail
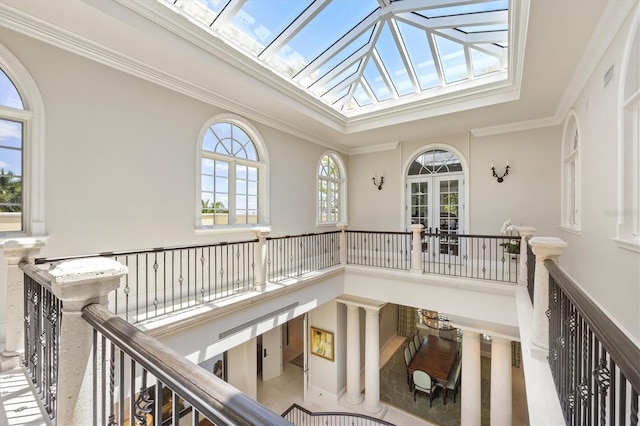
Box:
[81,303,292,426]
[545,259,640,391]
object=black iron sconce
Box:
[372,176,384,190]
[491,162,510,183]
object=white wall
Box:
[558,7,640,341]
[227,337,257,399]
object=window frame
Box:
[560,110,581,234]
[196,115,269,231]
[0,43,45,238]
[614,10,640,252]
[316,151,346,226]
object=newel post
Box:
[529,237,567,350]
[337,223,348,265]
[517,226,536,286]
[252,227,271,292]
[47,257,128,425]
[0,238,45,368]
[410,224,424,274]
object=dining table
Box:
[407,334,460,404]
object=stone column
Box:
[490,337,512,425]
[47,257,128,426]
[0,238,45,365]
[344,303,363,405]
[363,306,383,414]
[337,223,348,265]
[461,330,482,426]
[529,237,567,350]
[410,224,424,273]
[516,226,536,286]
[251,227,271,291]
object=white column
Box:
[251,227,271,291]
[363,306,383,414]
[410,223,424,273]
[461,330,482,426]
[344,303,363,404]
[0,238,45,363]
[529,237,567,349]
[516,226,536,286]
[337,223,348,265]
[490,337,512,425]
[48,257,128,426]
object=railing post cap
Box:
[336,223,349,231]
[0,238,46,260]
[529,237,568,257]
[251,227,271,237]
[46,257,128,302]
[517,226,536,236]
[410,224,424,231]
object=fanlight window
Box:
[0,68,25,232]
[408,149,463,175]
[201,122,261,226]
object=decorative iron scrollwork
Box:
[593,359,610,396]
[567,313,577,333]
[577,378,590,402]
[565,392,575,412]
[545,308,552,319]
[133,387,153,426]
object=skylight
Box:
[160,0,511,117]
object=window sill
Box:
[194,225,268,236]
[612,237,640,253]
[559,225,581,236]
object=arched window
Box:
[0,44,45,236]
[317,152,346,225]
[199,117,267,228]
[616,12,639,251]
[561,111,580,232]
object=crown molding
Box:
[470,115,560,137]
[349,141,400,156]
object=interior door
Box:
[261,325,282,382]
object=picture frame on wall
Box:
[310,326,334,362]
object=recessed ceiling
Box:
[159,0,524,122]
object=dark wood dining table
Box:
[408,334,459,404]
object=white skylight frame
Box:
[132,0,529,129]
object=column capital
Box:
[250,227,271,238]
[410,223,424,232]
[1,238,46,263]
[517,226,536,238]
[530,237,568,260]
[46,257,127,307]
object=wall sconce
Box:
[372,175,384,190]
[490,162,510,183]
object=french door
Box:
[407,175,463,255]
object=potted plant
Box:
[499,220,520,255]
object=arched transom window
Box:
[408,149,463,175]
[318,153,345,224]
[200,121,264,227]
[561,112,580,232]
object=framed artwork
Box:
[212,351,227,381]
[310,327,334,361]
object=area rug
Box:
[379,339,491,426]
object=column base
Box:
[344,393,363,405]
[0,352,21,371]
[363,401,386,416]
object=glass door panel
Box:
[437,178,461,255]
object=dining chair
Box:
[413,333,421,349]
[413,370,436,406]
[445,359,462,403]
[439,327,457,341]
[417,329,424,344]
[403,346,412,385]
[409,340,417,358]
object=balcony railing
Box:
[346,230,411,270]
[282,403,395,425]
[546,259,640,426]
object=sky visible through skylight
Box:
[165,0,510,115]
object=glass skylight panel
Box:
[376,23,414,97]
[363,61,393,102]
[435,35,467,84]
[173,0,228,26]
[470,48,500,77]
[397,21,439,90]
[273,0,378,78]
[457,24,508,34]
[223,0,311,56]
[353,84,373,107]
[310,62,359,97]
[420,0,507,18]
